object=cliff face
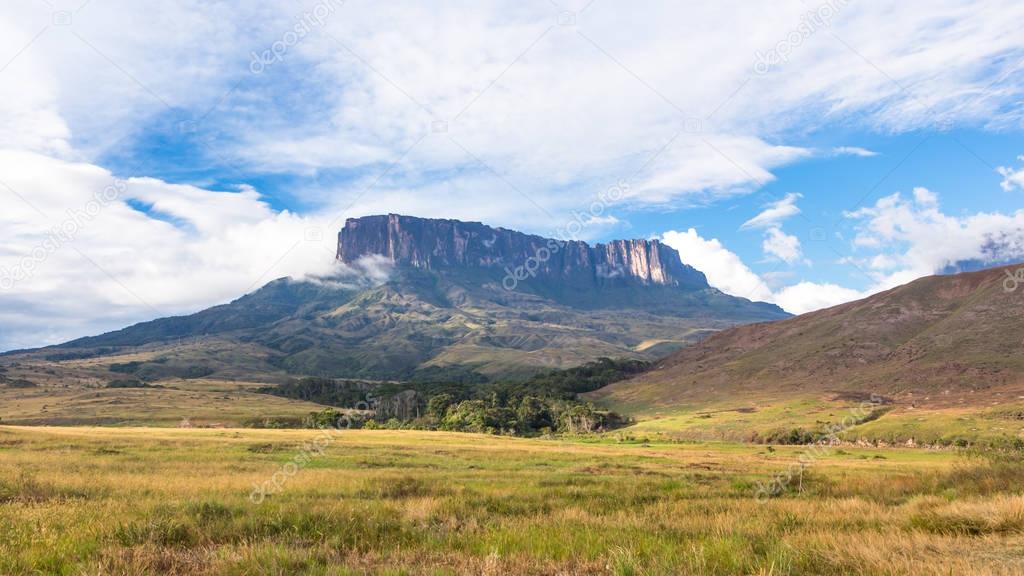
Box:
[337,214,709,289]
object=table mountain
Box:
[7,215,788,384]
[337,214,709,290]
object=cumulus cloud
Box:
[845,187,1024,284]
[665,185,1024,314]
[997,156,1024,192]
[741,193,806,265]
[661,229,773,302]
[772,282,866,314]
[762,227,804,264]
[0,151,340,349]
[2,0,1024,347]
[662,228,858,314]
[912,186,939,206]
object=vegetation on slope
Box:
[9,253,785,384]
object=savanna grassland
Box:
[2,426,1024,575]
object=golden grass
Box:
[0,426,1022,575]
[0,386,327,427]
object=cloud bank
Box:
[2,0,1024,347]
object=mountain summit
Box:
[11,215,787,383]
[337,214,709,290]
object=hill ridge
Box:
[589,263,1024,413]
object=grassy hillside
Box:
[588,265,1024,446]
[4,266,786,386]
[2,426,1023,575]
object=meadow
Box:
[2,426,1023,575]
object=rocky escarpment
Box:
[24,215,788,386]
[337,214,709,290]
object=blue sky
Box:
[1,0,1023,350]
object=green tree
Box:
[426,393,455,420]
[441,400,516,434]
[515,396,553,433]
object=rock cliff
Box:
[337,214,709,289]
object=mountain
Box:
[586,264,1024,446]
[3,215,787,386]
[336,214,710,291]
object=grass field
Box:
[0,381,329,427]
[2,426,1024,575]
[596,393,1024,448]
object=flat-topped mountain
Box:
[337,214,709,289]
[4,215,788,386]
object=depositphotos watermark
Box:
[502,181,629,291]
[249,394,376,504]
[250,0,346,74]
[754,0,849,75]
[1004,268,1024,294]
[0,179,126,292]
[754,394,885,502]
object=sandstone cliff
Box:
[337,214,709,290]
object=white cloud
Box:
[661,229,773,302]
[4,0,1019,213]
[912,186,939,206]
[0,150,341,349]
[869,254,901,270]
[845,189,1024,282]
[0,17,71,157]
[741,193,806,265]
[772,282,866,314]
[1,1,1024,347]
[997,156,1024,192]
[832,146,878,157]
[742,193,802,230]
[662,228,861,314]
[665,189,1024,315]
[281,0,1024,212]
[762,227,804,264]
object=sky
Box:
[1,0,1023,351]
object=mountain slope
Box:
[590,265,1024,409]
[3,215,788,385]
[586,264,1024,445]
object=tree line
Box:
[256,357,648,436]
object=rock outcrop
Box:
[337,214,709,289]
